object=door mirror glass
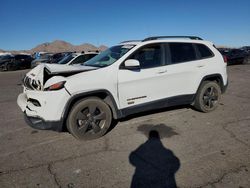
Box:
[124,59,140,70]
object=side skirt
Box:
[120,94,195,117]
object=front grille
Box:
[23,76,41,90]
[23,76,33,90]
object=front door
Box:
[118,43,167,109]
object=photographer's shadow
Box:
[129,130,180,188]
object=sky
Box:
[0,0,250,50]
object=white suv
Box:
[17,36,228,139]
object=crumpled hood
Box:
[41,63,97,73]
[23,63,98,90]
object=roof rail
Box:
[120,40,141,44]
[142,36,203,41]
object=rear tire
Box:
[194,81,221,112]
[67,97,112,140]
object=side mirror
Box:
[124,59,140,70]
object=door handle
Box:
[157,70,167,74]
[197,65,205,68]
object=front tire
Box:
[67,97,112,140]
[194,81,221,112]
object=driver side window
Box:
[130,44,163,69]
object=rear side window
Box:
[196,44,214,58]
[169,43,196,63]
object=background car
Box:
[240,46,250,54]
[0,54,14,71]
[0,54,33,71]
[218,48,248,65]
[0,52,12,56]
[57,52,99,65]
[48,52,73,64]
[31,52,53,68]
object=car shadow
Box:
[105,104,191,135]
[129,129,180,188]
[120,104,190,122]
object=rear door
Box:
[159,42,206,97]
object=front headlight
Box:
[44,81,66,91]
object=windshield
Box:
[83,45,135,67]
[0,55,12,60]
[57,54,76,64]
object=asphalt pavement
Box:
[0,65,250,188]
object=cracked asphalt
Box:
[0,65,250,188]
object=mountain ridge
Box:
[31,40,107,53]
[1,40,108,54]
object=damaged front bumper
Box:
[17,88,71,131]
[24,113,63,131]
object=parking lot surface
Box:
[0,65,250,188]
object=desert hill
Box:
[1,40,108,54]
[30,40,107,53]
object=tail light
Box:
[223,55,227,63]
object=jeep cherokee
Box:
[17,36,228,139]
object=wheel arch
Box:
[197,74,226,94]
[61,89,121,130]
